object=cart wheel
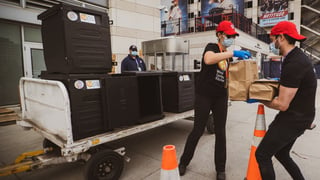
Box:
[43,138,60,151]
[85,149,124,180]
[206,113,215,134]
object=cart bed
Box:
[18,77,193,156]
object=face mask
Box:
[269,42,279,55]
[222,38,234,47]
[131,51,138,56]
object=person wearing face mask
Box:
[178,20,251,180]
[269,40,280,55]
[121,45,146,72]
[256,21,317,180]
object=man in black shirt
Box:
[256,21,317,180]
[121,45,146,72]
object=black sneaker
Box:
[178,164,186,176]
[217,171,226,180]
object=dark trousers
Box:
[255,119,306,180]
[180,93,228,172]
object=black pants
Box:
[255,118,306,180]
[180,93,228,172]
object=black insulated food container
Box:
[40,72,110,141]
[38,3,112,74]
[105,74,140,128]
[161,71,194,113]
[122,71,164,123]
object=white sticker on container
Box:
[183,75,190,81]
[74,80,84,89]
[79,13,96,24]
[67,11,78,21]
[86,80,100,89]
[179,75,184,82]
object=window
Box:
[188,12,194,18]
[245,1,253,8]
[188,0,194,4]
[258,0,264,6]
[24,25,42,43]
[0,21,23,105]
[289,12,294,20]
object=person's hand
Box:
[246,99,259,103]
[233,50,251,59]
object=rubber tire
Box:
[43,138,60,151]
[206,113,215,134]
[85,149,124,180]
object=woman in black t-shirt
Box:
[178,21,251,180]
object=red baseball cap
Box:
[270,21,306,41]
[216,21,239,36]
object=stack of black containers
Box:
[38,3,162,141]
[38,3,195,141]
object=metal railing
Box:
[301,42,320,63]
[302,0,320,9]
[161,11,270,44]
[161,9,320,66]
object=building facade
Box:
[243,0,319,61]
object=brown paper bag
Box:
[229,60,259,101]
[249,79,279,101]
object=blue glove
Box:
[233,50,251,59]
[268,77,280,81]
[246,99,259,103]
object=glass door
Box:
[23,42,46,78]
[0,22,23,106]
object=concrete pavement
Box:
[1,85,320,180]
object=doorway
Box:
[23,42,46,78]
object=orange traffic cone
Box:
[160,145,180,180]
[244,104,266,180]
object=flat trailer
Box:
[0,77,198,179]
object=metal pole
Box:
[182,54,185,71]
[20,0,26,8]
[173,53,176,71]
[154,52,157,70]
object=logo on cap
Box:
[129,45,138,51]
[216,21,239,36]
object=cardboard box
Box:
[249,79,279,101]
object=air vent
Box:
[26,0,59,10]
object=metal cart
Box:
[0,77,194,179]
